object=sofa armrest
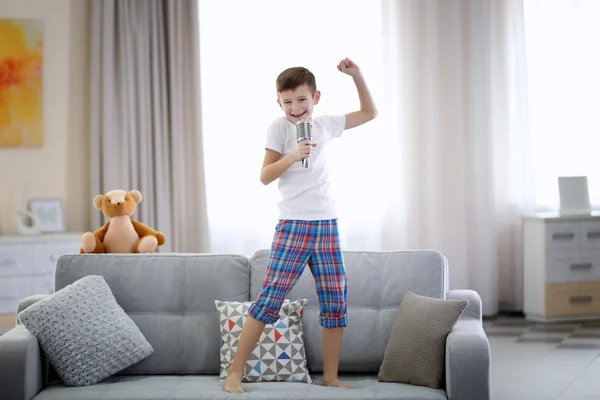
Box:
[444,290,491,400]
[0,325,43,400]
[446,289,481,321]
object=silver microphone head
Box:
[296,119,312,168]
[296,119,312,143]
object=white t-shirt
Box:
[265,115,346,221]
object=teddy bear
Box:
[80,189,166,254]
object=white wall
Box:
[0,0,90,235]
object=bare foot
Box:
[322,378,349,388]
[223,371,244,394]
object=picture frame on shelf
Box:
[28,199,65,233]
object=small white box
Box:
[558,176,591,216]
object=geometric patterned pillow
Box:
[214,299,311,384]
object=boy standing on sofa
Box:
[224,58,377,394]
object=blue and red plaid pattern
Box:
[248,219,348,329]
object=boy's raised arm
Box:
[338,58,378,130]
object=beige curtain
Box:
[90,0,209,253]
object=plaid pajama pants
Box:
[248,219,348,328]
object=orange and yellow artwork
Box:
[0,19,43,148]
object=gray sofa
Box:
[0,250,490,400]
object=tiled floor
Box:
[486,313,600,399]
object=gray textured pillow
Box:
[17,275,153,387]
[377,291,468,389]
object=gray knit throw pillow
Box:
[377,292,468,389]
[17,275,153,387]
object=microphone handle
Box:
[305,136,312,168]
[299,136,310,168]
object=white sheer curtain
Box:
[379,0,532,314]
[198,0,530,315]
[522,0,600,211]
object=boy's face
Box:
[277,83,321,124]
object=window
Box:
[523,0,600,210]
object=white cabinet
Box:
[523,213,600,322]
[0,233,83,333]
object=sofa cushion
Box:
[17,275,153,387]
[214,299,311,383]
[250,250,447,374]
[31,374,448,400]
[55,253,251,375]
[377,291,468,388]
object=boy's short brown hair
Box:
[276,67,317,95]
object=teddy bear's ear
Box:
[93,195,105,210]
[129,190,142,204]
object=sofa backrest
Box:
[250,250,447,374]
[55,253,250,375]
[54,250,448,377]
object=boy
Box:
[224,58,377,394]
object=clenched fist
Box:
[337,58,361,78]
[289,140,317,162]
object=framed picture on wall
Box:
[0,19,44,148]
[28,199,65,233]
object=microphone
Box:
[296,119,312,168]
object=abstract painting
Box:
[0,19,43,148]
